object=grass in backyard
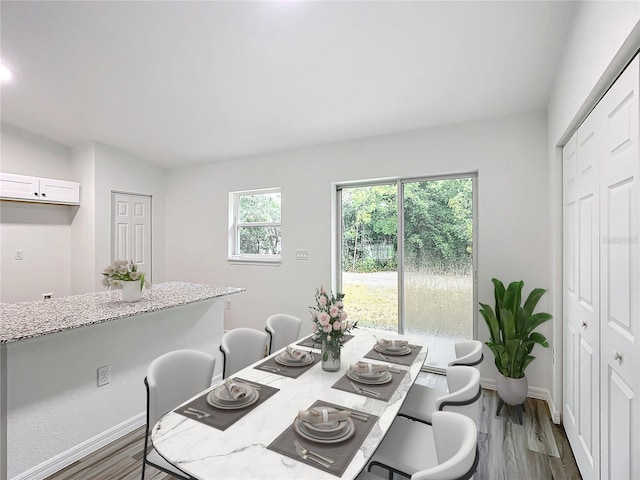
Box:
[343,272,473,338]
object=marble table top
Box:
[152,328,428,479]
[0,281,245,344]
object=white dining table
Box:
[151,328,428,479]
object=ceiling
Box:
[0,1,576,169]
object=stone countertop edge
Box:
[0,281,245,344]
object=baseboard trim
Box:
[11,413,145,480]
[12,372,224,480]
[481,377,561,425]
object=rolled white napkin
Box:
[377,339,409,349]
[298,407,350,425]
[286,346,307,360]
[350,361,388,374]
[225,378,247,400]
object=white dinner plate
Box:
[206,389,260,410]
[374,344,411,356]
[275,352,314,367]
[346,369,392,385]
[294,417,355,444]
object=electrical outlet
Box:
[42,293,53,300]
[226,300,232,310]
[14,249,23,260]
[97,365,110,387]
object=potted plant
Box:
[101,259,148,302]
[479,278,552,406]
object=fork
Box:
[378,351,390,362]
[187,407,211,418]
[260,365,284,372]
[294,443,332,468]
[294,440,335,464]
[183,409,205,419]
[349,380,381,397]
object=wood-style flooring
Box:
[46,372,581,480]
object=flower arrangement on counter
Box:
[310,286,356,345]
[101,260,147,291]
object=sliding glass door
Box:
[337,174,476,370]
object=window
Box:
[229,188,281,263]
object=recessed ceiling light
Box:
[0,63,13,83]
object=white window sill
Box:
[227,256,282,266]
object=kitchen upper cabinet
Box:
[0,172,80,205]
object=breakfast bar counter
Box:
[0,281,245,344]
[0,282,244,480]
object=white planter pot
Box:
[121,280,143,302]
[496,372,528,406]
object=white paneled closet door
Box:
[111,192,152,282]
[598,55,639,480]
[563,54,639,480]
[563,114,601,480]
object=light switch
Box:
[14,249,23,260]
[296,249,309,261]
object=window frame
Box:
[228,187,282,265]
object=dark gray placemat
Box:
[363,344,423,366]
[267,400,378,477]
[332,369,408,401]
[296,334,354,349]
[253,351,321,378]
[175,378,279,431]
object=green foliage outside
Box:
[341,179,473,274]
[239,192,281,255]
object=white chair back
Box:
[449,340,483,370]
[412,411,478,480]
[143,349,216,479]
[265,314,302,353]
[436,366,481,423]
[220,327,268,378]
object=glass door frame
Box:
[333,172,479,352]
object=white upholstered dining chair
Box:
[219,327,268,378]
[360,411,478,480]
[142,349,216,480]
[398,365,481,425]
[449,340,483,370]
[265,313,302,354]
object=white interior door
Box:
[563,109,601,479]
[599,55,639,480]
[111,192,152,282]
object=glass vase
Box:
[321,339,341,372]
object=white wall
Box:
[165,110,554,395]
[0,124,76,302]
[93,142,166,288]
[6,300,224,479]
[546,2,640,421]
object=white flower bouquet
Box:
[101,260,147,291]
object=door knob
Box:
[581,321,587,328]
[613,350,622,361]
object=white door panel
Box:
[599,55,638,480]
[111,192,152,282]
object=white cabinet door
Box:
[0,173,79,204]
[111,192,152,282]
[563,108,601,479]
[598,55,639,480]
[38,177,80,204]
[0,173,39,201]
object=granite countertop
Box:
[0,282,245,344]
